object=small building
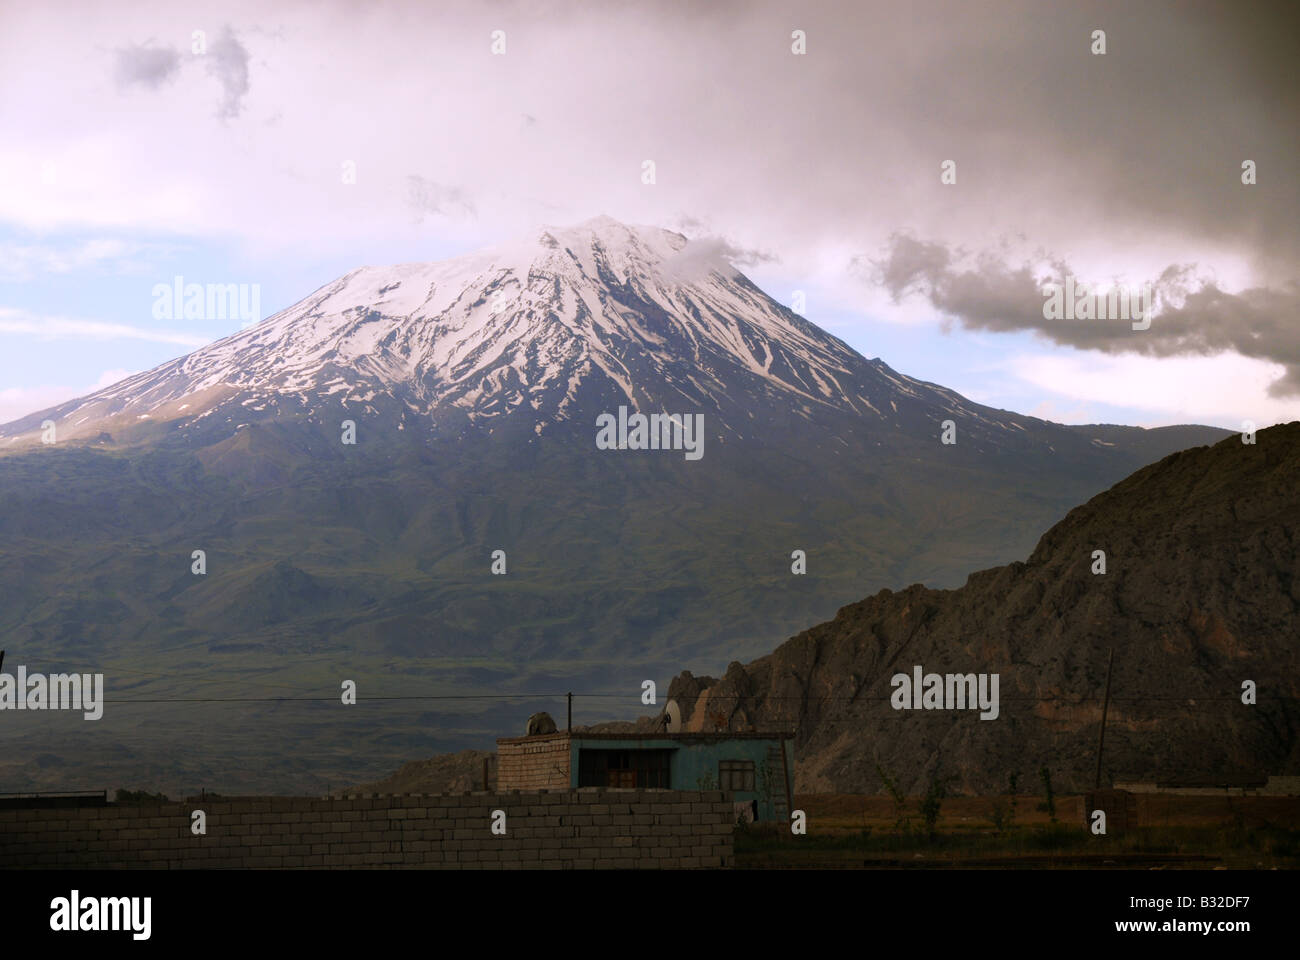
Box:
[496,731,795,822]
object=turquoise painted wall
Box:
[569,737,793,821]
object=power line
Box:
[106,693,582,704]
[13,660,1279,705]
[95,691,1282,705]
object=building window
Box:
[578,749,672,788]
[719,759,755,792]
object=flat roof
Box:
[497,731,794,745]
[0,790,108,809]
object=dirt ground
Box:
[796,793,1300,831]
[734,793,1300,869]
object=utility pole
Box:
[567,692,573,732]
[1094,647,1115,790]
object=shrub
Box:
[114,788,169,804]
[1036,766,1056,822]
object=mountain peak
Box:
[0,218,1203,461]
[549,212,635,235]
[543,213,670,239]
[524,215,688,275]
[2,217,897,444]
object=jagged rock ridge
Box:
[667,424,1300,794]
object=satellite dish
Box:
[525,712,557,736]
[662,699,682,733]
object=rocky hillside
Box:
[667,423,1300,794]
[353,749,496,796]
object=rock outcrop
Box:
[667,423,1300,794]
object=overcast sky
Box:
[1,0,1296,429]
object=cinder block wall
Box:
[0,789,734,869]
[497,735,571,790]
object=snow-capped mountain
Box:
[0,216,1233,794]
[1,216,1017,448]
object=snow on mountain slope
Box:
[0,215,1017,446]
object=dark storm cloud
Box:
[651,0,1300,289]
[870,235,1300,396]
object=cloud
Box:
[114,42,181,89]
[206,27,250,119]
[1006,351,1295,430]
[0,238,177,281]
[407,176,476,220]
[111,26,249,119]
[0,308,212,347]
[3,0,1297,426]
[667,216,777,266]
[0,368,136,427]
[721,242,777,268]
[869,234,1300,398]
[2,0,1288,275]
[662,235,779,282]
